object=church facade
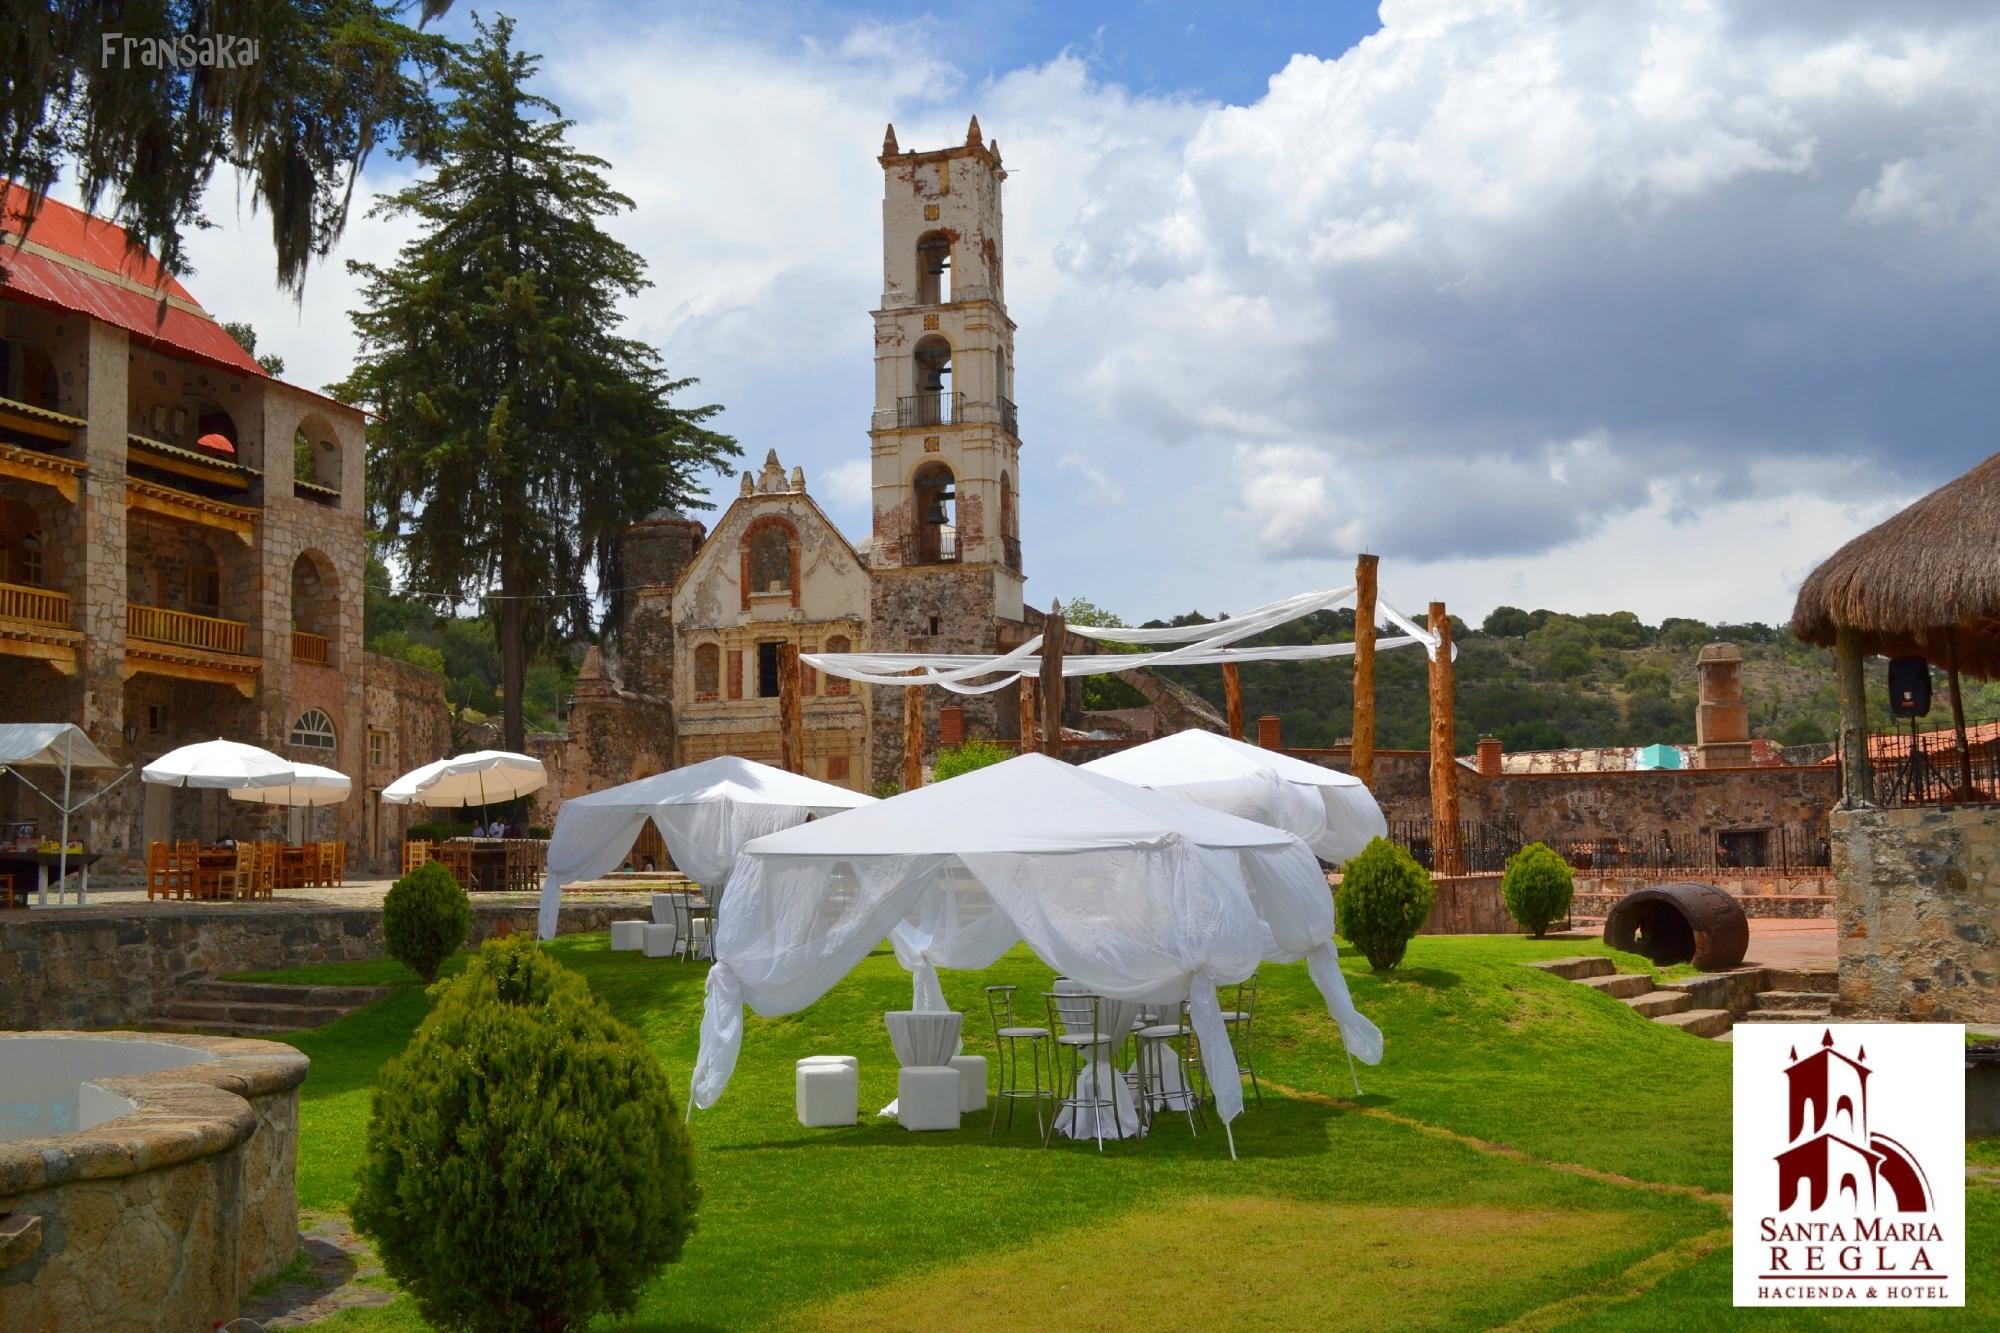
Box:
[552,119,1035,799]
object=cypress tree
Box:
[339,15,738,749]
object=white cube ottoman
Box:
[642,923,679,958]
[897,1066,961,1132]
[948,1054,988,1113]
[796,1058,859,1127]
[610,920,647,952]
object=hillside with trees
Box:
[1068,600,2000,754]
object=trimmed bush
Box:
[932,738,1012,782]
[1502,841,1575,939]
[1335,837,1436,974]
[381,861,471,983]
[354,938,699,1330]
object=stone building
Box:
[0,185,446,872]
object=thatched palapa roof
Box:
[1791,451,2000,679]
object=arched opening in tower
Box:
[917,231,952,304]
[913,461,957,564]
[912,335,954,426]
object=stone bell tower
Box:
[866,118,1029,785]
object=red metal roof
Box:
[1,183,267,378]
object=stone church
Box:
[539,118,1037,803]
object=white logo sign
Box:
[1734,1022,1964,1307]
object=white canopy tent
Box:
[0,723,130,906]
[381,750,547,809]
[534,756,876,939]
[691,754,1385,1153]
[1081,730,1388,863]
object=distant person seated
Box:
[471,821,488,838]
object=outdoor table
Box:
[1052,980,1151,1142]
[279,845,310,889]
[0,850,103,907]
[885,1010,963,1067]
[444,839,508,892]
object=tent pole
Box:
[1345,1048,1361,1098]
[779,641,804,774]
[1221,663,1244,741]
[1353,554,1378,789]
[1017,677,1038,754]
[902,677,924,791]
[57,730,73,905]
[1428,602,1460,876]
[1039,600,1064,758]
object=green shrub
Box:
[381,861,471,983]
[932,738,1012,782]
[407,820,476,843]
[1501,841,1574,939]
[354,939,698,1330]
[1335,837,1436,974]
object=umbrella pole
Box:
[57,730,73,906]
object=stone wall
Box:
[0,1032,306,1330]
[1833,804,2000,1023]
[1418,873,1528,934]
[359,651,453,871]
[0,899,642,1031]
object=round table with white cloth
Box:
[885,1010,963,1067]
[1051,982,1158,1141]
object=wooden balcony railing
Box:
[127,603,248,655]
[0,580,69,627]
[292,629,331,665]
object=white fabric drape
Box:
[534,757,875,939]
[688,756,1378,1153]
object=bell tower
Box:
[866,118,1028,785]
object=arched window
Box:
[916,230,952,304]
[693,643,721,701]
[0,500,42,587]
[912,462,956,564]
[748,523,793,595]
[0,337,58,410]
[289,708,336,751]
[911,335,954,426]
[292,414,341,502]
[291,550,338,663]
[823,634,852,696]
[999,471,1018,571]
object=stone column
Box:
[1836,626,1872,809]
[78,321,129,742]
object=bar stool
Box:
[1219,975,1261,1105]
[1045,989,1124,1150]
[984,984,1052,1141]
[1134,1000,1205,1138]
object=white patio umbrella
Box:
[141,738,299,790]
[1082,730,1388,863]
[381,750,546,809]
[534,756,876,939]
[227,763,353,806]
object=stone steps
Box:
[1527,956,1615,981]
[1656,1008,1734,1038]
[1625,990,1694,1018]
[144,979,390,1037]
[1578,973,1652,1000]
[1752,989,1839,1012]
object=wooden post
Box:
[1947,628,1974,799]
[1353,553,1378,789]
[778,641,803,774]
[1835,626,1872,809]
[903,678,924,791]
[1221,663,1244,740]
[1427,601,1459,876]
[1039,600,1065,757]
[1017,677,1038,754]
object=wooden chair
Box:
[438,841,473,890]
[330,839,346,886]
[213,844,256,902]
[257,841,280,899]
[403,839,432,876]
[145,841,177,900]
[314,840,336,889]
[0,872,14,909]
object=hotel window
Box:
[368,729,388,768]
[693,643,721,701]
[757,641,782,698]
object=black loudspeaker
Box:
[1888,655,1932,718]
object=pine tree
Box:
[337,15,737,750]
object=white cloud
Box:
[1057,452,1126,506]
[823,459,873,513]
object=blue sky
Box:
[159,1,2000,630]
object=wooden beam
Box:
[1835,626,1872,809]
[0,636,79,675]
[903,678,924,790]
[1221,663,1244,740]
[1947,628,1974,800]
[1353,553,1378,789]
[1017,676,1038,754]
[778,641,804,774]
[0,446,83,502]
[1039,600,1064,757]
[1428,601,1459,876]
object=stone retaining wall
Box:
[0,900,640,1031]
[0,1032,307,1331]
[1572,891,1832,920]
[1420,874,1530,935]
[1834,805,2000,1023]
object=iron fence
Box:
[1388,818,1526,874]
[1387,818,1831,875]
[1849,728,2000,807]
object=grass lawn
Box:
[226,933,1997,1329]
